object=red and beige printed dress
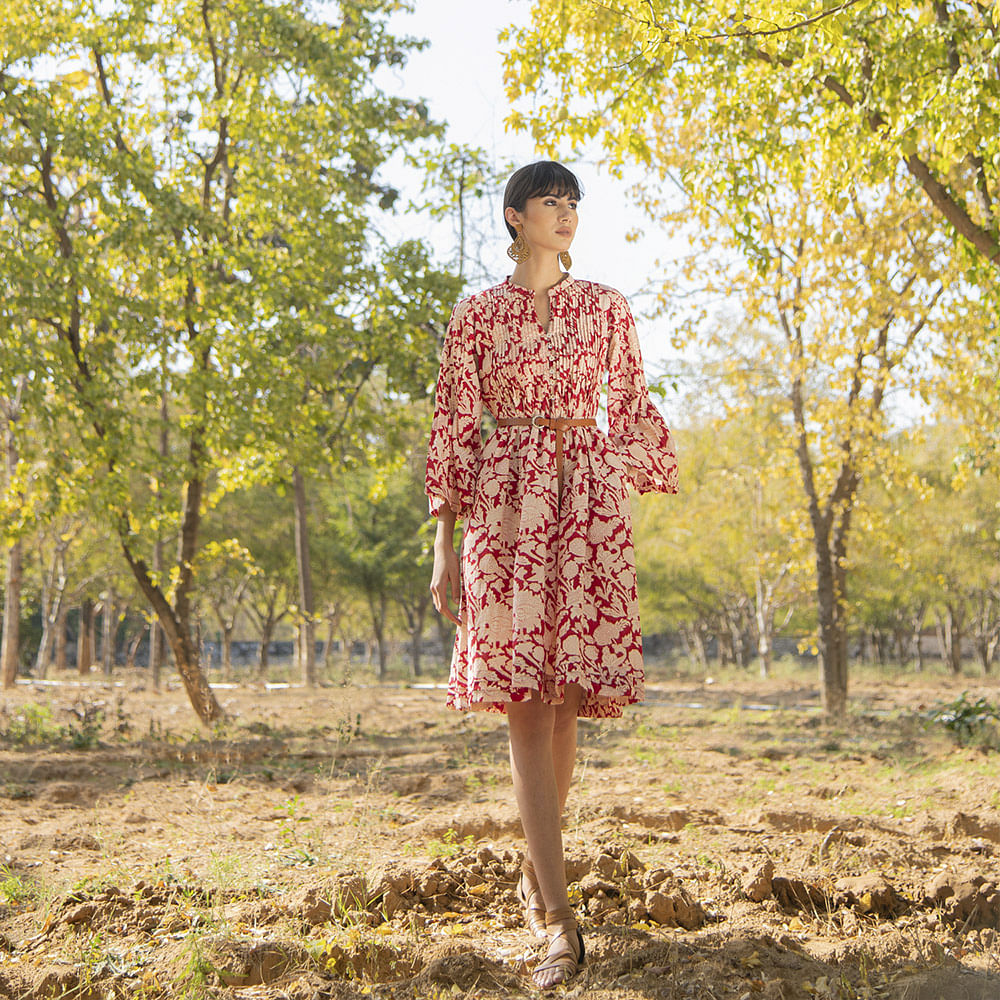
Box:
[425,275,678,719]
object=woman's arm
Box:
[430,509,461,625]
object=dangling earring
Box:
[507,227,530,263]
[559,250,572,271]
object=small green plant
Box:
[0,865,37,906]
[65,701,105,749]
[2,703,61,745]
[929,693,1000,748]
[426,828,473,858]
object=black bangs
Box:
[503,161,583,238]
[513,161,583,202]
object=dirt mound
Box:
[411,940,520,990]
[925,872,1000,928]
[199,936,313,986]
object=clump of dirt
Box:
[925,872,1000,928]
[198,936,314,986]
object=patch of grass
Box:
[2,781,34,800]
[1,702,62,745]
[0,698,107,749]
[0,864,38,906]
[426,828,474,858]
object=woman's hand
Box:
[430,513,461,625]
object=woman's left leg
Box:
[515,684,582,938]
[508,686,585,987]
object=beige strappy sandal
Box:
[516,858,548,939]
[531,907,585,990]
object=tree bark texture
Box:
[292,467,317,688]
[77,599,95,676]
[101,587,116,675]
[55,605,68,673]
[1,394,24,689]
[1,538,22,689]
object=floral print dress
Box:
[425,276,678,718]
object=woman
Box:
[426,161,678,988]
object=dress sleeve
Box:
[606,289,679,494]
[424,298,483,518]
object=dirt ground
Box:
[2,666,1000,1000]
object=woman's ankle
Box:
[544,905,576,932]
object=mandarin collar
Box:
[503,274,573,298]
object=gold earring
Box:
[559,250,572,271]
[507,227,530,263]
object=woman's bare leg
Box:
[507,698,568,917]
[552,686,583,810]
[508,686,585,986]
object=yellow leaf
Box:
[59,70,90,89]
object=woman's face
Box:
[506,191,578,257]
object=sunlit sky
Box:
[381,0,684,370]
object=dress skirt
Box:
[425,276,678,718]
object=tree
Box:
[635,405,806,677]
[506,2,1000,263]
[199,539,256,681]
[0,0,451,722]
[323,443,430,680]
[0,378,26,688]
[503,0,982,714]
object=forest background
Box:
[1,0,999,727]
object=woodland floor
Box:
[1,664,1000,1000]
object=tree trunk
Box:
[126,624,146,671]
[101,587,116,676]
[322,615,336,672]
[34,543,68,679]
[150,378,169,692]
[891,626,909,667]
[78,599,95,676]
[913,625,925,672]
[117,524,224,725]
[257,617,275,680]
[369,591,388,681]
[814,544,848,718]
[938,604,965,675]
[1,538,22,689]
[55,604,68,673]
[150,613,165,690]
[401,594,430,678]
[292,467,317,688]
[221,625,233,681]
[1,394,23,689]
[754,577,773,679]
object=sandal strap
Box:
[544,906,575,928]
[533,928,584,977]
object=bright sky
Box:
[382,0,683,369]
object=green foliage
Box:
[0,0,461,715]
[426,828,474,858]
[929,693,1000,748]
[0,864,37,905]
[0,699,105,747]
[1,702,61,745]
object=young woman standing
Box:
[426,161,678,988]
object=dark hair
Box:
[502,161,583,239]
